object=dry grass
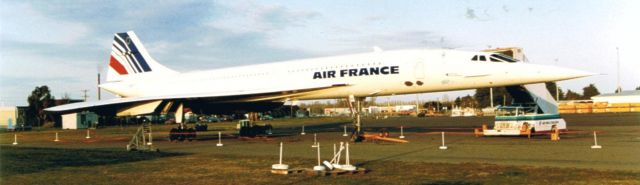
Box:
[1,113,639,184]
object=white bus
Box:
[483,106,566,136]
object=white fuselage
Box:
[99,49,590,101]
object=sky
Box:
[1,0,639,106]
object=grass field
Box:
[1,113,639,184]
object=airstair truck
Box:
[480,47,566,136]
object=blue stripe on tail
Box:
[116,32,152,72]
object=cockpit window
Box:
[490,57,500,62]
[491,54,519,63]
[479,55,486,61]
[471,55,478,61]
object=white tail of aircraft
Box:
[107,31,176,82]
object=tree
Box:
[582,84,600,99]
[27,86,55,126]
[636,86,640,90]
[454,97,462,107]
[460,95,478,108]
[564,90,581,100]
[545,82,565,100]
[474,87,512,108]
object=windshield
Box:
[491,54,519,63]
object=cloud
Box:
[210,1,319,33]
[465,8,478,19]
[0,1,318,105]
[0,1,90,45]
[335,31,457,50]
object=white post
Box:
[317,142,321,165]
[341,142,356,171]
[12,134,18,145]
[54,132,59,142]
[313,142,325,171]
[279,142,283,164]
[591,131,602,149]
[312,133,317,147]
[333,143,337,157]
[337,142,343,165]
[343,125,348,137]
[399,126,405,139]
[147,131,153,145]
[85,129,91,139]
[345,143,350,165]
[216,131,224,147]
[301,125,306,135]
[490,87,494,108]
[272,142,289,170]
[439,132,448,150]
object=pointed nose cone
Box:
[541,66,595,81]
[510,63,595,84]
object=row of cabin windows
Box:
[286,62,383,73]
[213,72,270,79]
[471,54,518,63]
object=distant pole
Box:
[387,96,391,116]
[97,73,101,100]
[616,47,621,93]
[81,89,89,101]
[503,94,506,106]
[556,85,560,101]
[555,59,560,101]
[436,98,440,113]
[490,88,494,107]
[415,94,420,116]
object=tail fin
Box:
[107,31,176,82]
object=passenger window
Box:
[479,56,486,61]
[471,55,478,61]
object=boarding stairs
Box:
[126,123,157,151]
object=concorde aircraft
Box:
[46,31,592,133]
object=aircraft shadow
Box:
[0,146,185,177]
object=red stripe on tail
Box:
[109,55,128,75]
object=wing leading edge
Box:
[45,83,349,113]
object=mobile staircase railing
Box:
[126,123,157,151]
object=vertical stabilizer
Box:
[107,31,176,82]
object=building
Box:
[62,111,99,129]
[0,106,27,129]
[0,106,18,129]
[591,90,640,104]
[324,107,351,116]
[558,90,640,114]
